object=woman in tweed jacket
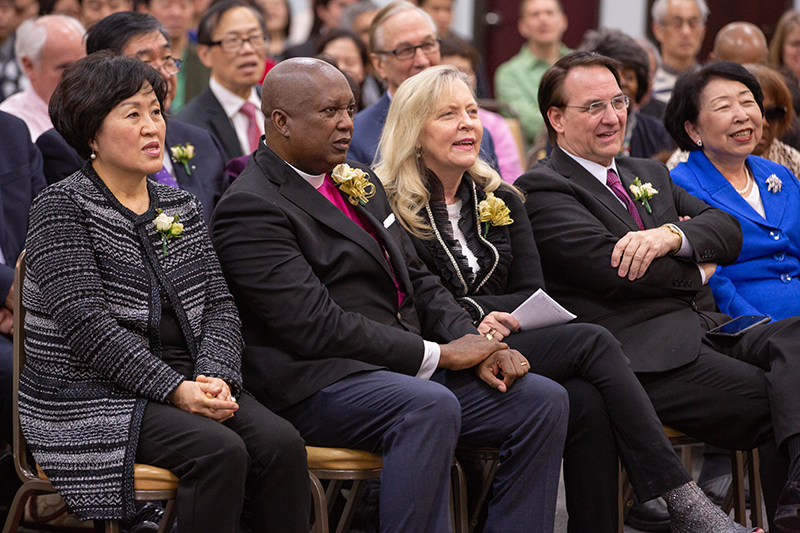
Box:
[19,52,310,532]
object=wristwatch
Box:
[662,223,682,255]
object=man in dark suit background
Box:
[0,111,46,444]
[211,57,569,533]
[517,51,800,529]
[176,0,267,161]
[37,11,229,223]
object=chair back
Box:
[11,250,36,484]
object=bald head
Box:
[711,22,767,64]
[262,58,356,175]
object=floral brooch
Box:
[170,143,195,175]
[153,209,184,256]
[477,192,513,237]
[767,174,782,194]
[331,163,375,206]
[629,177,658,214]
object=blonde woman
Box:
[376,64,761,533]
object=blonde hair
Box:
[375,65,517,239]
[769,10,800,69]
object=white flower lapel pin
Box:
[766,174,782,194]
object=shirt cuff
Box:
[672,225,692,258]
[416,341,441,380]
[696,263,708,285]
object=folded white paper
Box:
[511,288,576,331]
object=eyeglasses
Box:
[565,95,629,116]
[144,57,182,76]
[204,34,269,54]
[659,17,704,30]
[764,106,787,124]
[374,38,441,61]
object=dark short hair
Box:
[86,11,170,54]
[315,28,369,68]
[580,29,650,104]
[538,51,622,145]
[439,34,479,74]
[197,0,265,46]
[49,51,167,159]
[664,61,764,152]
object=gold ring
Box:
[520,362,528,366]
[484,327,495,340]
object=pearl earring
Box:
[90,150,97,160]
[696,139,702,147]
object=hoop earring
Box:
[90,150,97,160]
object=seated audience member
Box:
[378,63,762,533]
[769,10,800,90]
[439,35,523,182]
[315,28,368,107]
[177,0,267,161]
[635,37,667,119]
[37,11,228,222]
[668,61,800,324]
[80,0,132,28]
[258,0,290,59]
[38,0,79,18]
[348,1,499,170]
[22,51,309,533]
[665,63,800,179]
[136,0,207,111]
[0,111,46,446]
[709,22,768,64]
[579,29,674,162]
[0,0,38,102]
[211,57,569,533]
[283,0,356,58]
[518,51,800,532]
[494,0,570,146]
[0,15,84,140]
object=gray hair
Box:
[370,0,436,53]
[15,15,85,68]
[651,0,709,24]
[340,0,378,31]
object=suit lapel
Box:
[163,126,186,187]
[359,198,414,297]
[550,147,640,232]
[753,159,786,228]
[616,165,658,229]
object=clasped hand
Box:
[168,374,238,422]
[439,330,529,393]
[611,226,680,280]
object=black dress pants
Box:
[135,392,310,533]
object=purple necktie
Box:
[153,166,180,189]
[606,168,644,230]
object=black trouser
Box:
[136,392,310,533]
[504,323,691,532]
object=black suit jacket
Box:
[515,146,743,372]
[210,144,477,411]
[0,111,46,295]
[35,120,228,224]
[176,86,242,161]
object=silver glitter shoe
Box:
[664,481,763,533]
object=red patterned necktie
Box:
[606,168,644,230]
[240,102,261,153]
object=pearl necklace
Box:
[735,166,754,196]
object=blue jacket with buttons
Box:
[671,150,800,320]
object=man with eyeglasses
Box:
[36,11,229,225]
[651,0,708,104]
[347,0,498,169]
[0,15,85,140]
[517,51,798,531]
[177,0,267,161]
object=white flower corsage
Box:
[170,143,195,175]
[153,209,184,256]
[331,163,375,206]
[766,174,782,194]
[629,177,658,214]
[477,192,513,237]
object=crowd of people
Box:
[3,0,800,532]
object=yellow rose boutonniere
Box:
[170,143,195,175]
[629,177,658,214]
[153,209,184,256]
[331,163,375,206]
[477,192,513,237]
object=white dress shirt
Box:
[208,77,264,156]
[0,86,52,141]
[289,158,440,379]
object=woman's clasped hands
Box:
[168,375,238,422]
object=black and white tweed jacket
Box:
[19,163,243,520]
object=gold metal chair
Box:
[2,251,179,533]
[455,447,500,533]
[618,425,763,532]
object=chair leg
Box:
[309,472,329,533]
[729,450,747,526]
[324,480,341,516]
[2,485,40,533]
[335,479,366,533]
[158,499,178,533]
[104,520,120,533]
[747,450,763,529]
[468,459,499,533]
[451,461,468,533]
[618,463,635,533]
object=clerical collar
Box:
[286,161,326,189]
